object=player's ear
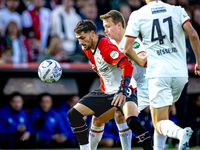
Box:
[90,30,96,38]
[117,22,122,29]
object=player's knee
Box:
[67,108,83,124]
[114,110,126,124]
[92,117,105,127]
[126,116,139,127]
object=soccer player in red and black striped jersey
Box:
[67,20,153,150]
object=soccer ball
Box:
[38,59,62,83]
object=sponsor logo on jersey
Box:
[133,41,140,49]
[156,47,178,56]
[97,57,101,64]
[151,7,166,14]
[99,67,109,72]
[110,51,119,59]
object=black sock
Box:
[126,116,153,150]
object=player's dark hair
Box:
[8,92,23,102]
[74,20,96,34]
[38,93,52,102]
[100,10,126,29]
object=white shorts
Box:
[137,79,150,113]
[148,77,188,109]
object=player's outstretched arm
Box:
[124,37,147,67]
[183,21,200,75]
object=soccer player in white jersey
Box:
[67,20,153,150]
[124,0,200,150]
[89,10,167,150]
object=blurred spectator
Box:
[165,0,177,5]
[0,0,22,34]
[1,21,32,63]
[127,0,145,12]
[27,36,41,62]
[187,94,200,146]
[119,3,132,25]
[177,0,189,7]
[81,1,104,34]
[193,7,200,37]
[74,0,87,16]
[22,0,51,51]
[98,118,120,148]
[22,0,34,9]
[51,0,81,59]
[0,47,13,64]
[37,37,69,62]
[28,93,67,148]
[138,106,154,137]
[44,0,58,10]
[0,92,32,149]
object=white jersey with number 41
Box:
[125,1,191,78]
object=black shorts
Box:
[78,88,137,117]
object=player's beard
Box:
[85,36,93,50]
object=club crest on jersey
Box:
[133,41,140,49]
[97,57,101,64]
[110,51,119,59]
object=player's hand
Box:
[57,134,67,143]
[195,63,200,76]
[138,52,147,68]
[92,65,97,73]
[111,92,126,107]
[20,132,30,141]
[52,134,67,143]
[138,55,147,68]
[17,125,26,133]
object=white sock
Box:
[154,130,167,150]
[157,120,183,140]
[89,125,104,150]
[117,123,132,150]
[80,143,91,150]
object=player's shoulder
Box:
[98,34,118,51]
[98,34,114,47]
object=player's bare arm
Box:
[183,21,200,76]
[124,37,147,67]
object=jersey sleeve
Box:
[178,7,191,26]
[133,38,146,54]
[125,11,140,38]
[99,41,126,66]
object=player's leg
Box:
[114,110,132,150]
[123,101,153,150]
[122,87,153,150]
[137,81,168,150]
[68,89,116,150]
[149,77,193,150]
[89,107,116,150]
[67,103,94,150]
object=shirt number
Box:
[151,17,174,45]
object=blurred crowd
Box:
[0,0,199,64]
